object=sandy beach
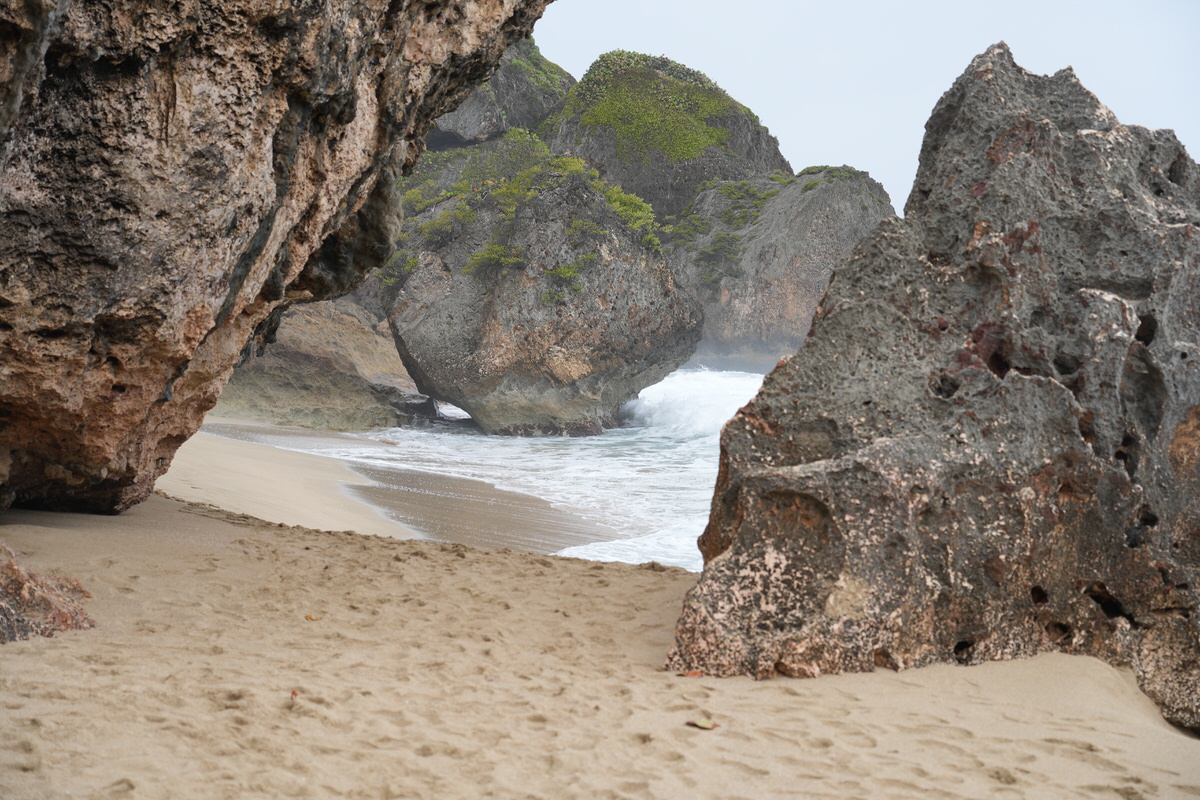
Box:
[2,427,1198,799]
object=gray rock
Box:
[215,279,435,430]
[669,168,894,361]
[544,51,790,218]
[383,134,701,435]
[667,43,1200,730]
[427,38,574,150]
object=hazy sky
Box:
[531,0,1199,211]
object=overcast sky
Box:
[531,0,1200,212]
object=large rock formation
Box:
[426,36,573,150]
[544,51,791,218]
[668,44,1200,729]
[213,279,434,430]
[0,0,552,512]
[385,131,701,434]
[668,167,894,362]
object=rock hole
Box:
[873,648,899,671]
[1045,621,1072,643]
[1181,352,1189,361]
[1053,353,1081,376]
[1135,314,1157,345]
[1125,525,1147,548]
[931,374,960,399]
[1167,154,1187,185]
[1030,585,1049,605]
[1114,432,1141,479]
[112,384,127,394]
[1120,345,1165,442]
[986,350,1011,378]
[953,638,976,663]
[1139,507,1159,527]
[1083,582,1135,623]
[1077,412,1097,444]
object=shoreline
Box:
[1,424,1198,797]
[156,425,417,541]
[181,417,620,555]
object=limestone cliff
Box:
[544,51,791,218]
[668,44,1200,730]
[384,130,701,434]
[668,167,894,362]
[0,0,552,512]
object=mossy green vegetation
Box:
[696,232,744,285]
[561,50,753,163]
[566,218,607,243]
[661,212,713,249]
[697,232,742,268]
[598,183,660,251]
[465,242,525,280]
[418,201,475,247]
[541,253,597,305]
[505,38,574,95]
[797,165,867,192]
[714,180,782,227]
[382,128,662,292]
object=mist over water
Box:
[325,367,765,571]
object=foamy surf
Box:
[282,367,764,571]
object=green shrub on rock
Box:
[562,50,751,163]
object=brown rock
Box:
[0,0,552,511]
[667,44,1200,730]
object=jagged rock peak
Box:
[427,37,574,151]
[668,43,1200,730]
[544,50,791,217]
[0,0,553,513]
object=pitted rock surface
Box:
[0,0,551,511]
[668,44,1200,729]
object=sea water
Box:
[296,367,764,572]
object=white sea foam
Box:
[261,367,764,572]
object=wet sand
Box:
[164,420,619,553]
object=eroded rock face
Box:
[668,44,1200,729]
[384,134,701,435]
[669,167,894,363]
[0,0,551,511]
